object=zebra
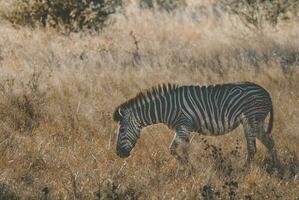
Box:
[114,82,277,164]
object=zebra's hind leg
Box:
[256,123,284,176]
[256,122,277,160]
[243,120,257,164]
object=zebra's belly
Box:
[195,121,241,136]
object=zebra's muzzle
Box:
[116,150,130,158]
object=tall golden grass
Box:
[0,1,298,199]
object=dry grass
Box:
[0,1,298,199]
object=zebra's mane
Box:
[113,83,179,122]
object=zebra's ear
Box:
[113,107,123,122]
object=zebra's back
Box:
[177,82,272,135]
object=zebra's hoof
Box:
[175,155,189,165]
[170,149,177,155]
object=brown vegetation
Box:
[0,0,298,199]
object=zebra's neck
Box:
[130,86,180,127]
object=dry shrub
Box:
[0,184,19,200]
[1,0,122,32]
[139,0,187,11]
[221,0,299,28]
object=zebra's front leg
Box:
[245,135,256,164]
[170,136,179,156]
[170,127,190,164]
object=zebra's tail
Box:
[266,106,274,134]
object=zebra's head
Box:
[114,107,141,158]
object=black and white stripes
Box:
[114,82,276,163]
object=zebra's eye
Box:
[118,108,123,117]
[114,108,126,122]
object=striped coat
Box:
[114,82,276,163]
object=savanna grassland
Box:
[0,0,298,199]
